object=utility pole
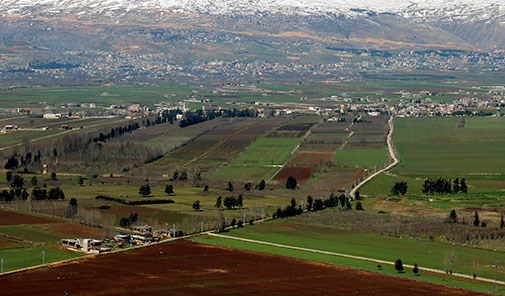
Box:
[494,252,498,295]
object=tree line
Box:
[273,193,364,219]
[422,177,467,195]
[1,173,65,202]
[215,195,244,210]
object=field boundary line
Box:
[207,232,505,286]
[268,120,317,182]
[349,115,399,198]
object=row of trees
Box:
[4,151,43,170]
[273,193,364,220]
[138,183,179,197]
[229,179,266,192]
[306,193,357,211]
[392,259,420,275]
[447,209,505,229]
[92,122,141,143]
[179,110,219,128]
[422,178,467,195]
[215,195,244,210]
[273,198,304,219]
[0,186,65,202]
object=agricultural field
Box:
[361,117,505,210]
[33,180,291,230]
[196,217,505,294]
[208,136,301,182]
[333,148,390,169]
[307,167,366,194]
[0,240,486,296]
[0,209,89,273]
[150,118,280,176]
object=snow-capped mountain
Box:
[0,0,504,22]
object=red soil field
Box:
[0,240,485,296]
[314,167,367,192]
[273,166,314,184]
[0,209,60,225]
[37,222,105,239]
[290,151,335,166]
[0,209,105,239]
[0,237,21,248]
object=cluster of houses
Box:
[61,224,184,253]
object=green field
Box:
[392,117,505,176]
[230,137,300,166]
[361,117,505,207]
[208,137,301,181]
[195,220,505,293]
[0,246,84,273]
[333,148,390,169]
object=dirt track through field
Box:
[0,240,487,296]
[350,115,399,197]
[208,232,505,287]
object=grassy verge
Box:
[193,235,500,294]
[0,246,84,273]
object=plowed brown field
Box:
[0,209,60,225]
[0,240,485,296]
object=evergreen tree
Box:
[413,263,419,275]
[215,196,222,209]
[395,259,404,273]
[473,211,480,227]
[306,195,313,211]
[192,200,200,211]
[460,178,468,194]
[285,176,297,190]
[165,184,174,195]
[258,179,266,191]
[10,174,24,189]
[48,187,65,200]
[226,181,234,192]
[448,209,458,224]
[453,178,460,194]
[6,171,13,182]
[138,184,151,197]
[66,198,78,218]
[237,194,243,208]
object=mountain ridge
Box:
[0,0,504,22]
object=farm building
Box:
[1,125,19,133]
[43,113,62,119]
[62,238,104,254]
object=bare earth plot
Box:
[0,240,485,296]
